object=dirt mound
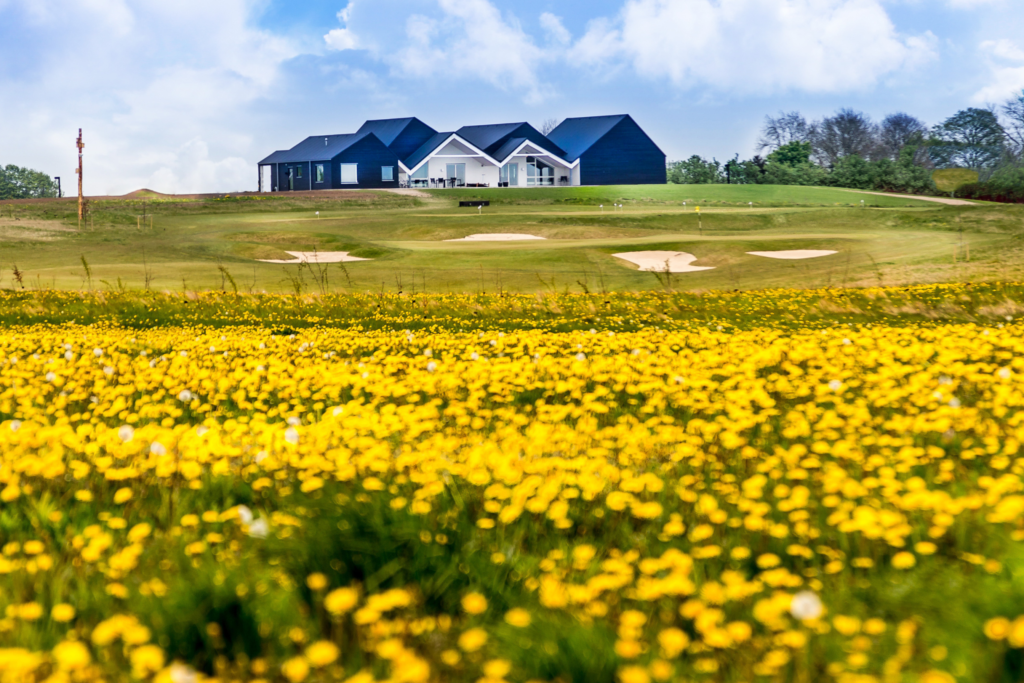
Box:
[122,189,171,198]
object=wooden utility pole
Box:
[75,129,85,224]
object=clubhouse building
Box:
[257,115,666,192]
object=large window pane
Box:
[341,164,358,184]
[382,166,394,182]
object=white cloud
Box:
[571,0,937,94]
[0,0,299,194]
[540,12,571,45]
[145,139,252,195]
[390,0,550,103]
[325,1,359,50]
[973,39,1024,103]
[981,39,1024,63]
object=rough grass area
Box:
[1,185,1016,294]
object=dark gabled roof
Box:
[546,115,629,162]
[356,117,439,160]
[491,137,529,163]
[259,150,293,165]
[404,132,455,171]
[456,123,525,154]
[455,122,567,160]
[357,118,418,146]
[489,137,566,163]
[258,133,373,164]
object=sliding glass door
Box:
[445,163,466,186]
[500,162,519,187]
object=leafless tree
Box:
[1003,91,1024,160]
[878,113,928,159]
[756,112,811,153]
[540,118,560,136]
[810,109,880,167]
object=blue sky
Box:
[1,0,1022,194]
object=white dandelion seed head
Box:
[178,390,193,402]
[575,353,586,362]
[790,591,823,621]
[255,450,268,463]
[999,368,1011,379]
[284,427,300,445]
[427,361,437,373]
[118,425,135,443]
[169,662,199,683]
[45,372,56,382]
[64,351,73,361]
[828,380,842,391]
[10,420,22,432]
[93,348,103,357]
[236,505,254,525]
[150,442,167,457]
[246,518,269,539]
[286,416,301,427]
[103,366,114,376]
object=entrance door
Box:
[445,163,465,187]
[288,168,294,191]
[507,162,518,187]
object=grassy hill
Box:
[0,184,1015,294]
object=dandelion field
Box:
[4,286,1024,682]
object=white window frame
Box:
[382,166,394,182]
[315,164,324,183]
[340,164,358,185]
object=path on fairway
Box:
[846,190,976,206]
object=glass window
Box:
[382,166,394,182]
[296,165,303,179]
[340,164,358,184]
[527,158,553,186]
[411,165,429,179]
[315,164,324,183]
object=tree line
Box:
[668,91,1024,202]
[0,165,61,200]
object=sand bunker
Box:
[445,233,546,242]
[613,251,715,273]
[258,251,369,264]
[747,250,837,260]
